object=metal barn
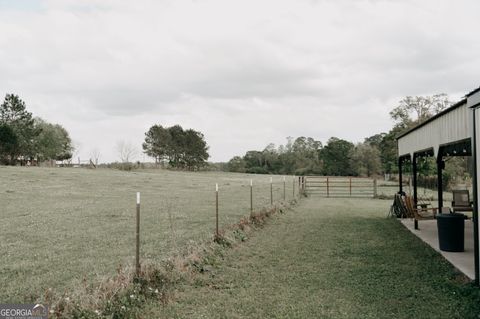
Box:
[396,87,480,284]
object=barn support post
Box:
[398,158,403,194]
[412,155,419,230]
[437,154,444,210]
[471,108,479,285]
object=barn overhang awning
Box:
[397,99,471,159]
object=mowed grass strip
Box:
[144,198,480,319]
[0,166,294,302]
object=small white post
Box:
[215,183,219,237]
[135,192,140,276]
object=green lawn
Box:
[144,197,480,319]
[0,166,294,302]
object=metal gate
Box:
[301,176,377,198]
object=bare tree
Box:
[90,148,101,166]
[116,140,137,163]
[389,93,451,127]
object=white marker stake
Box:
[135,192,140,276]
[215,183,219,237]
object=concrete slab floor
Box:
[400,218,475,280]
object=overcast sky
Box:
[1,0,479,163]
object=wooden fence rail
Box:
[303,176,377,198]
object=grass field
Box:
[0,166,295,302]
[144,197,480,318]
[3,166,480,318]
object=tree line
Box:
[0,94,211,169]
[0,94,73,165]
[226,136,382,176]
[2,92,466,181]
[225,93,460,177]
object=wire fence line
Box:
[0,167,300,301]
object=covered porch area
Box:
[401,219,475,280]
[396,88,480,284]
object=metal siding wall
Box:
[476,108,480,282]
[398,103,470,156]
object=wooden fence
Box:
[302,176,377,198]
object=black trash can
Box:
[437,213,465,252]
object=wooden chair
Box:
[452,190,473,213]
[404,195,437,230]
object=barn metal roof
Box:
[396,99,471,158]
[466,86,480,97]
[396,99,467,140]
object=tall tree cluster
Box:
[0,94,73,165]
[143,124,209,169]
[226,136,379,176]
[225,94,453,177]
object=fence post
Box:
[349,177,352,197]
[250,179,253,217]
[327,177,329,198]
[215,183,219,237]
[135,192,140,277]
[270,177,273,205]
[293,176,295,198]
[298,176,301,194]
[283,176,286,201]
[373,179,378,198]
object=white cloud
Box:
[1,0,480,162]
